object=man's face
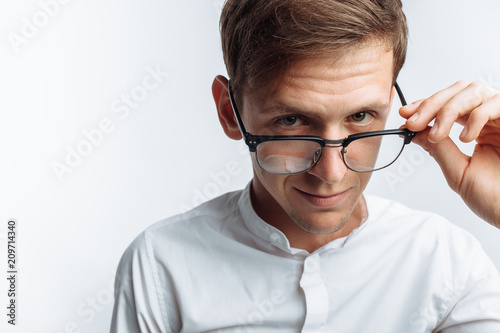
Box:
[240,42,395,235]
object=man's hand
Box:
[399,81,500,228]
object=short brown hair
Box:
[220,0,408,96]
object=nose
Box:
[307,145,348,183]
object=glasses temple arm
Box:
[227,81,249,137]
[394,82,407,106]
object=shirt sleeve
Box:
[434,227,500,332]
[110,231,170,333]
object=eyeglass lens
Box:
[255,133,406,174]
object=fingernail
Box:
[405,102,417,109]
[408,112,419,122]
[429,122,439,135]
[460,125,469,138]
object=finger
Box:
[411,127,470,193]
[456,114,470,127]
[403,81,470,133]
[460,93,500,142]
[399,99,424,119]
[429,82,497,143]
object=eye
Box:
[349,112,373,124]
[277,115,304,127]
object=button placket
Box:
[300,254,329,332]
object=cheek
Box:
[252,155,291,197]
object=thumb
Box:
[412,127,471,193]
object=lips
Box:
[295,188,350,208]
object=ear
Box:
[212,75,243,140]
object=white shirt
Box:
[110,183,500,332]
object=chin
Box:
[289,209,351,235]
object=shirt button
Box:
[270,233,281,244]
[305,256,320,272]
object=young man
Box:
[111,1,500,332]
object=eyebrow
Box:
[259,100,391,117]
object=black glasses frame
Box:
[228,81,417,173]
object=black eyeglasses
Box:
[228,81,416,174]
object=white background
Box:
[0,0,499,332]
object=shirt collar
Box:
[237,181,370,255]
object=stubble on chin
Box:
[288,208,351,234]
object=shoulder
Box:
[364,194,479,247]
[361,196,500,330]
[361,195,495,280]
[366,194,498,273]
[364,194,498,281]
[145,188,243,244]
[119,188,245,266]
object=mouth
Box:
[295,188,350,208]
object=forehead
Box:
[243,41,394,114]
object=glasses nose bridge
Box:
[323,138,345,149]
[315,139,346,164]
[314,141,345,164]
[324,143,343,149]
[309,139,348,181]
